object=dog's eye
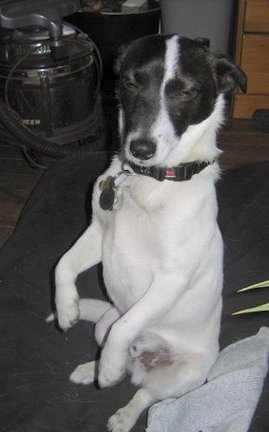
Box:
[166,80,198,100]
[180,89,197,98]
[121,77,139,91]
[176,88,199,101]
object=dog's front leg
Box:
[55,220,102,331]
[98,273,187,388]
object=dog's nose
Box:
[130,139,156,160]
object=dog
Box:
[53,34,246,432]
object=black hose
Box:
[0,96,104,158]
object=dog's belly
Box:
[102,215,154,312]
[145,283,222,350]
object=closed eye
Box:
[179,88,198,99]
[121,76,139,91]
[121,70,150,92]
[169,88,198,100]
[165,79,198,100]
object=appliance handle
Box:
[1,12,62,41]
[0,0,80,41]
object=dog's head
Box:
[117,34,246,167]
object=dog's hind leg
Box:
[144,351,214,401]
[107,388,156,432]
[94,306,120,346]
[46,299,111,324]
[106,350,213,431]
[79,299,111,323]
[70,306,120,386]
[109,351,212,432]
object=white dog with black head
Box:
[53,35,246,432]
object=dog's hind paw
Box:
[107,407,136,432]
[69,361,96,385]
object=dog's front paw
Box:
[56,290,80,331]
[107,407,136,432]
[98,344,126,388]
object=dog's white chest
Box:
[101,204,155,312]
[96,160,220,316]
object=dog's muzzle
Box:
[130,139,156,161]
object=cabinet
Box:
[233,0,269,118]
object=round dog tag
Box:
[99,186,116,211]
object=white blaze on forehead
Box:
[124,34,181,166]
[148,35,181,164]
[163,35,180,85]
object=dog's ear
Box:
[215,55,247,94]
[114,44,129,74]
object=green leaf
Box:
[232,303,269,315]
[237,280,269,292]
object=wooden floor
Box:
[0,116,269,248]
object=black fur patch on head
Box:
[119,35,167,138]
[164,37,218,137]
[214,55,247,94]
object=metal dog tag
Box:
[98,164,135,211]
[99,176,117,211]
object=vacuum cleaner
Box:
[0,0,102,159]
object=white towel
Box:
[147,327,269,432]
